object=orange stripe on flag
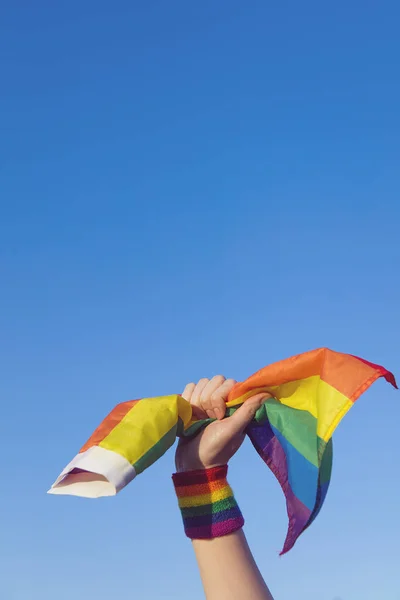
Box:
[80,400,140,453]
[228,348,390,403]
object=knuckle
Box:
[199,393,210,407]
[210,391,225,405]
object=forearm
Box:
[173,466,274,600]
[193,530,274,600]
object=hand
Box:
[175,376,271,473]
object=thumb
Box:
[225,393,270,437]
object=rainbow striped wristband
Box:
[172,465,244,539]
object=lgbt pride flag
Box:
[49,348,396,554]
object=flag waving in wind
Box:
[49,348,396,554]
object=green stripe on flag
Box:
[134,418,183,474]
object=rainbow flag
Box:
[49,348,396,554]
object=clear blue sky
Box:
[1,2,399,599]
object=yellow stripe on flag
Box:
[99,395,192,464]
[227,376,353,441]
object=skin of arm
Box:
[175,376,275,600]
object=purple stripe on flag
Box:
[246,421,311,554]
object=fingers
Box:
[225,393,271,437]
[181,382,196,402]
[203,377,236,420]
[197,376,224,420]
[181,376,237,420]
[182,378,210,420]
[181,381,207,420]
[190,378,209,405]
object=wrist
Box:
[172,465,244,539]
[175,459,222,473]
